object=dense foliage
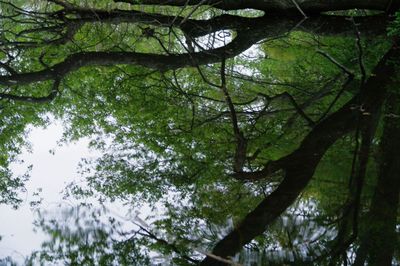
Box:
[0,0,399,265]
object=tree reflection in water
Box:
[0,0,399,265]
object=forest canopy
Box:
[0,0,399,265]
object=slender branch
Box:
[258,92,315,127]
[220,58,248,172]
[0,62,17,75]
[179,0,208,25]
[135,224,199,264]
[0,78,61,103]
[220,58,240,138]
[197,250,242,266]
[352,18,366,86]
[317,75,354,122]
[316,49,354,77]
[290,0,308,18]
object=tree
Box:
[0,0,399,265]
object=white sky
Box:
[0,121,156,264]
[0,121,96,262]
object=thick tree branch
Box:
[113,0,400,13]
[0,37,255,86]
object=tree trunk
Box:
[353,84,400,266]
[200,44,400,266]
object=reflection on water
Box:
[0,1,399,265]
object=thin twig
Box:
[220,58,241,137]
[196,250,243,266]
[179,0,208,25]
[290,0,308,18]
[352,18,366,86]
[134,222,199,264]
[258,92,315,127]
[220,58,248,172]
[317,75,354,122]
[316,49,354,77]
[0,62,17,75]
